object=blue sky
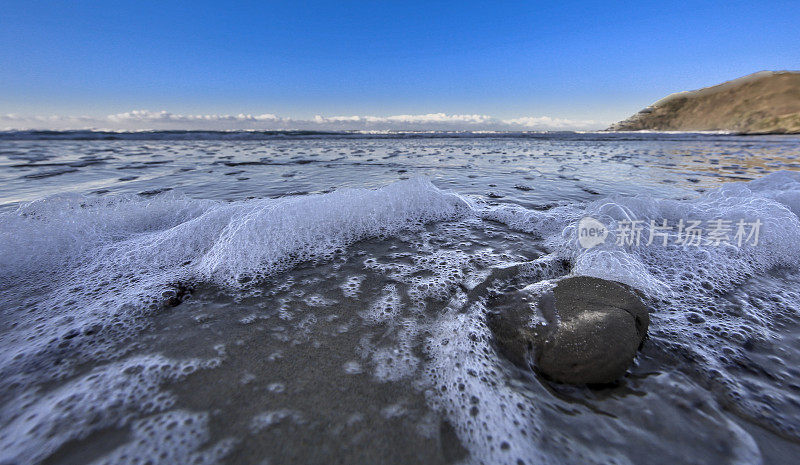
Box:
[1,0,798,130]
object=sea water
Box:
[1,131,799,464]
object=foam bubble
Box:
[362,284,403,323]
[0,355,209,465]
[250,409,303,433]
[369,318,421,382]
[424,295,765,465]
[340,275,366,298]
[90,410,235,465]
[193,177,469,285]
[424,299,551,465]
[4,171,800,463]
[480,170,800,440]
[0,178,467,392]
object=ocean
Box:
[1,131,799,464]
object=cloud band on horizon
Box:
[1,110,603,131]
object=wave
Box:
[4,173,800,376]
[0,178,468,391]
[3,172,800,463]
[429,171,800,463]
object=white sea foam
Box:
[0,355,213,465]
[428,171,800,461]
[362,284,403,323]
[0,178,468,392]
[2,172,800,463]
[339,274,366,297]
[475,171,800,300]
[250,409,303,433]
[424,298,553,465]
[90,410,235,465]
[425,297,765,465]
[0,177,471,464]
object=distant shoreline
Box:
[3,129,800,141]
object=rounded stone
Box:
[487,276,649,385]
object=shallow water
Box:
[1,131,800,465]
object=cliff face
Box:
[609,71,800,134]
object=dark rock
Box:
[486,290,545,367]
[487,276,649,385]
[162,283,194,307]
[137,187,173,197]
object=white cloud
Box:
[0,114,97,124]
[311,113,495,127]
[501,116,598,129]
[374,113,493,124]
[1,110,605,131]
[313,115,363,123]
[107,110,281,123]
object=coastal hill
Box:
[609,71,800,134]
